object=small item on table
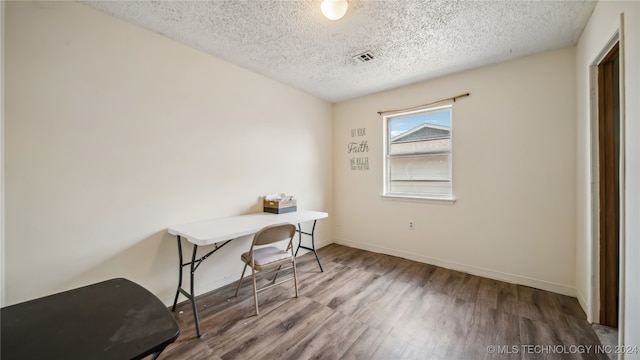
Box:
[263,193,297,214]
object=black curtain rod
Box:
[377,92,470,115]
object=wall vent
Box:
[353,51,375,63]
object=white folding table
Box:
[168,210,328,337]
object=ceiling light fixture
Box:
[321,0,348,20]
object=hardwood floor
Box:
[161,244,607,360]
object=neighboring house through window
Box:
[383,104,454,200]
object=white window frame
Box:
[382,103,456,203]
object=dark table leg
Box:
[171,236,202,337]
[189,245,201,337]
[172,237,235,337]
[295,220,323,272]
[172,236,184,312]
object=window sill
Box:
[381,193,457,205]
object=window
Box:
[383,104,453,200]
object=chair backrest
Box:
[253,223,297,246]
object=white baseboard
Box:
[334,238,577,297]
[575,286,593,322]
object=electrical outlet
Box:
[409,221,414,230]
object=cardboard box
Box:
[263,195,297,214]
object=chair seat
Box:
[241,246,291,267]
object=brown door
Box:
[598,42,620,328]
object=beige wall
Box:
[575,1,640,355]
[4,1,333,305]
[334,47,577,296]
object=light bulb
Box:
[321,0,348,20]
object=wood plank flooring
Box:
[161,244,607,360]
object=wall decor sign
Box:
[349,128,369,171]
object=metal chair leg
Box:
[235,262,248,297]
[292,259,299,298]
[272,265,283,284]
[251,266,259,315]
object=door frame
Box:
[589,14,626,341]
[597,40,620,328]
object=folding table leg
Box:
[172,236,184,312]
[295,221,323,272]
[189,245,202,337]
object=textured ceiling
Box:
[82,0,596,103]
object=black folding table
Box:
[1,278,179,360]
